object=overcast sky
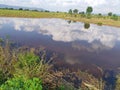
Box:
[0,0,120,14]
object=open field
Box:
[0,9,120,27]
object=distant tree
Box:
[73,9,78,14]
[79,12,85,18]
[86,6,93,19]
[9,8,14,10]
[32,9,38,12]
[108,12,112,16]
[4,7,8,10]
[24,9,29,11]
[68,9,73,15]
[79,11,85,14]
[98,13,102,16]
[56,11,59,13]
[45,10,50,12]
[86,6,93,14]
[19,8,23,10]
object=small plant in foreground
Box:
[0,76,42,90]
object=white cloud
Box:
[0,0,120,14]
[84,0,106,6]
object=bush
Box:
[97,22,103,26]
[0,77,42,90]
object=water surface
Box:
[0,17,120,72]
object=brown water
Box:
[0,17,120,72]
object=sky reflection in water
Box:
[0,18,120,70]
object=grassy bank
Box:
[0,9,120,27]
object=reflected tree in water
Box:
[84,23,90,29]
[67,20,72,24]
[103,70,117,90]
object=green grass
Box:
[0,9,120,27]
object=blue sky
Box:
[0,0,120,14]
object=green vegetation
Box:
[0,7,120,27]
[108,12,112,16]
[0,38,107,90]
[0,39,51,90]
[0,77,42,90]
[68,9,72,16]
[86,6,93,19]
[97,22,103,26]
[86,6,93,14]
[0,38,119,90]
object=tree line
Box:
[68,6,119,21]
[0,7,50,12]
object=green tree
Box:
[73,9,78,14]
[108,12,112,16]
[9,8,14,10]
[86,6,93,14]
[24,9,29,11]
[98,13,102,16]
[79,11,85,14]
[68,9,73,15]
[19,8,23,10]
[73,9,79,17]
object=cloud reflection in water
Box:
[0,18,120,50]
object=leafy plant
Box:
[0,77,42,90]
[58,85,65,90]
[14,51,52,80]
[17,52,39,67]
